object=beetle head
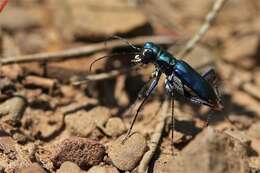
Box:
[132,42,159,64]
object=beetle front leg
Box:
[122,70,162,143]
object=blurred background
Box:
[0,0,259,172]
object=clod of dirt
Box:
[23,109,64,140]
[0,136,17,160]
[65,111,96,137]
[50,0,148,40]
[87,165,119,173]
[19,163,46,173]
[247,122,260,139]
[223,35,259,63]
[107,133,147,171]
[104,117,126,137]
[52,137,105,169]
[0,136,32,172]
[65,107,110,137]
[0,96,27,126]
[56,161,86,173]
[88,107,110,128]
[163,127,249,173]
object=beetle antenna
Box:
[105,35,142,51]
[89,52,140,72]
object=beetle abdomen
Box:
[174,60,217,102]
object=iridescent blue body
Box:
[118,41,223,142]
[138,42,222,110]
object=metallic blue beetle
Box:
[133,42,223,110]
[124,42,223,141]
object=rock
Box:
[181,45,216,73]
[60,85,77,100]
[65,111,96,137]
[52,137,105,169]
[1,64,23,81]
[88,107,110,128]
[105,117,126,137]
[57,161,86,173]
[163,128,249,173]
[223,35,259,63]
[87,165,119,173]
[34,145,54,172]
[0,96,27,126]
[247,122,260,139]
[0,136,17,160]
[19,163,46,173]
[0,136,32,172]
[50,0,148,40]
[107,133,147,171]
[0,6,43,31]
[66,107,110,137]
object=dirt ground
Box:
[0,0,259,173]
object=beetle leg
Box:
[202,68,222,99]
[122,70,162,143]
[170,92,175,155]
[127,68,160,117]
[188,96,213,107]
[202,68,218,86]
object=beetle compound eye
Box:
[141,49,154,64]
[143,49,153,57]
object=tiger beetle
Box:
[90,37,223,143]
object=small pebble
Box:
[52,137,105,169]
[57,161,86,173]
[0,96,27,126]
[108,133,147,171]
[65,111,96,137]
[19,163,46,173]
[87,165,119,173]
[105,118,126,137]
[89,107,110,127]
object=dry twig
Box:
[23,75,58,92]
[177,0,228,58]
[72,67,135,85]
[138,100,169,173]
[0,35,176,65]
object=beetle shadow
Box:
[146,119,202,173]
[193,94,258,126]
